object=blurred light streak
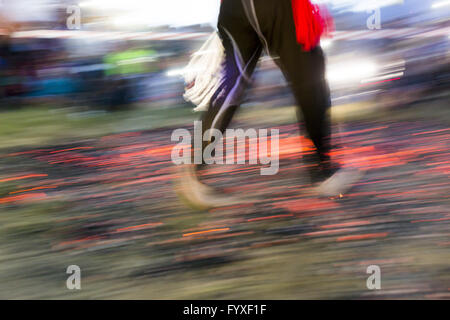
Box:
[336,233,389,241]
[115,222,163,233]
[411,217,450,223]
[80,0,220,27]
[7,149,52,157]
[304,228,355,236]
[0,174,48,183]
[274,198,338,214]
[360,76,402,86]
[100,132,142,141]
[360,72,404,84]
[320,220,372,229]
[183,228,230,237]
[10,27,450,41]
[0,193,47,204]
[57,235,103,247]
[247,214,294,222]
[332,90,381,102]
[334,126,388,137]
[327,60,378,84]
[412,128,450,136]
[49,147,94,154]
[320,39,333,49]
[9,186,58,195]
[432,0,450,9]
[166,67,195,77]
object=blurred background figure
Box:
[102,42,158,110]
[0,0,448,299]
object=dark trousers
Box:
[200,0,332,164]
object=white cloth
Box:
[183,32,225,112]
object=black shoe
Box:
[303,153,339,184]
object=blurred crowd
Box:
[0,35,183,110]
[0,0,447,113]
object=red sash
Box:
[291,0,334,51]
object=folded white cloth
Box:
[182,32,225,112]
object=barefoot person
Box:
[178,0,362,208]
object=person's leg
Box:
[250,0,331,172]
[253,0,331,167]
[179,0,262,209]
[253,0,362,194]
[195,0,262,164]
[286,47,332,165]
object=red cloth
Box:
[291,0,334,51]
